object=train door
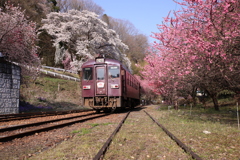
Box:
[121,69,126,95]
[95,65,107,96]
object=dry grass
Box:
[148,105,240,160]
[20,73,84,112]
[30,115,123,160]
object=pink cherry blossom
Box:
[141,0,240,110]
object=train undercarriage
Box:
[83,96,139,113]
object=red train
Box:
[81,56,140,112]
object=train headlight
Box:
[83,85,91,89]
[111,84,119,89]
[96,58,104,63]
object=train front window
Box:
[83,67,92,80]
[96,67,105,80]
[108,66,120,79]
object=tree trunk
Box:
[205,88,220,111]
[174,100,178,110]
[191,87,197,107]
[211,94,219,111]
[173,88,178,110]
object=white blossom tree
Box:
[41,9,131,72]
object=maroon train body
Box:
[81,56,140,112]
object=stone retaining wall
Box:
[0,58,21,114]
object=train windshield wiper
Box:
[87,75,91,82]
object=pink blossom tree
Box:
[0,3,40,73]
[142,0,240,110]
[135,74,159,105]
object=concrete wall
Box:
[0,58,21,114]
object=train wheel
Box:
[103,108,111,113]
[95,109,101,113]
[122,99,127,110]
[111,107,116,113]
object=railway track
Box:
[144,111,202,160]
[0,109,93,122]
[93,109,202,160]
[0,111,107,142]
[0,107,203,159]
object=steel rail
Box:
[93,111,130,160]
[144,110,202,160]
[0,109,93,122]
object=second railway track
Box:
[0,109,93,122]
[0,111,107,142]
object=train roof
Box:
[82,58,130,73]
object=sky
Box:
[92,0,183,43]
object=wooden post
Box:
[237,102,239,129]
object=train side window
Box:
[83,67,92,80]
[96,67,105,80]
[108,66,120,79]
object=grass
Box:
[89,122,112,127]
[30,122,118,160]
[20,73,85,112]
[104,111,192,160]
[158,100,239,127]
[149,104,240,160]
[71,128,91,136]
[90,123,100,127]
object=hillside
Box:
[20,73,85,113]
